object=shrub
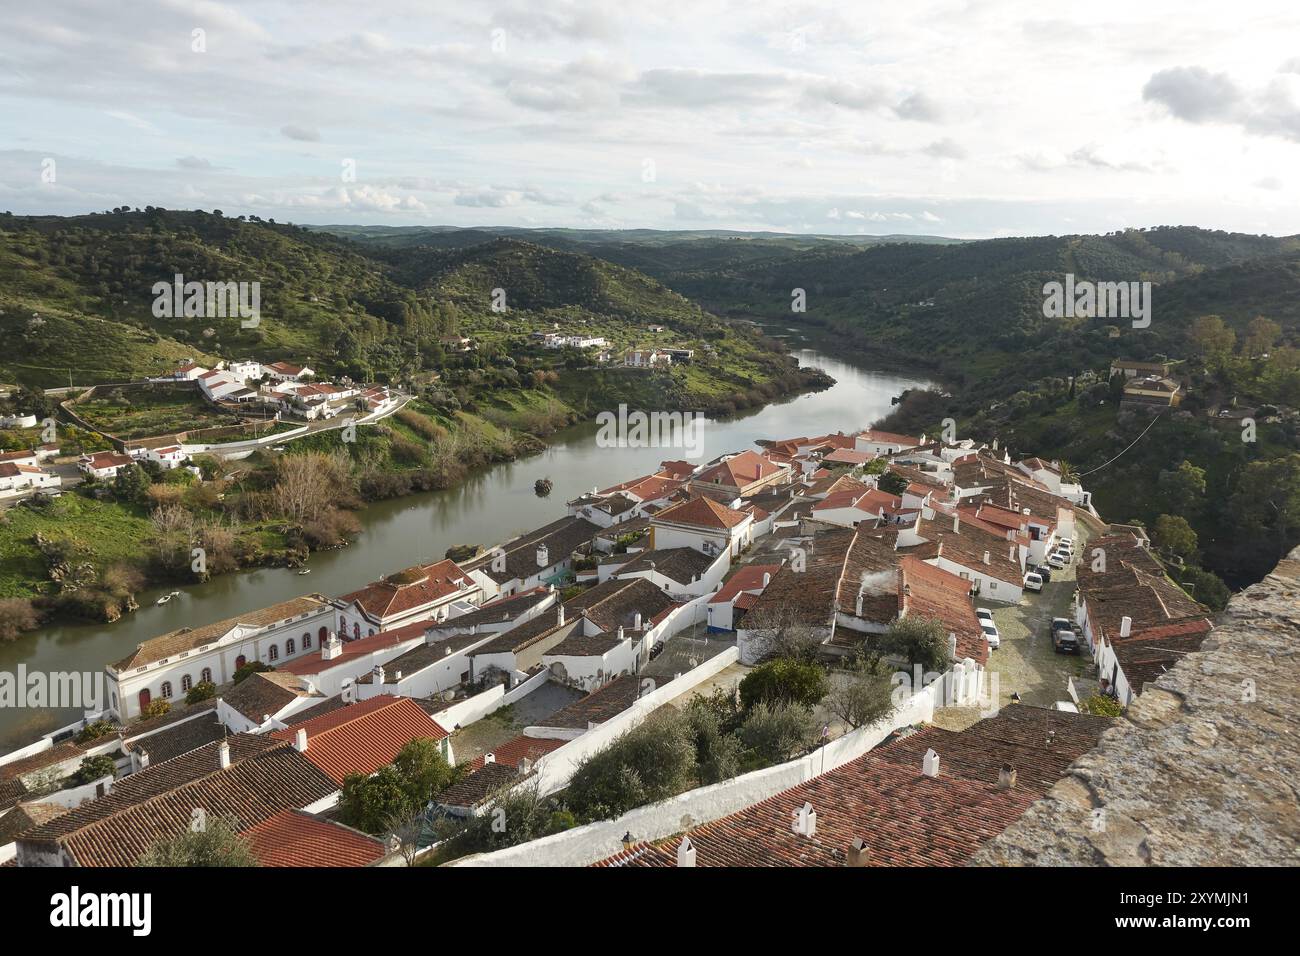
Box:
[0,598,41,643]
[739,700,818,765]
[75,720,116,744]
[232,661,272,684]
[186,680,217,704]
[565,710,696,820]
[136,814,259,867]
[879,615,952,674]
[141,699,171,719]
[1084,694,1124,717]
[72,754,117,785]
[738,658,828,711]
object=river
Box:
[0,331,931,748]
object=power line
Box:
[1076,411,1164,478]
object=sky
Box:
[3,0,1300,239]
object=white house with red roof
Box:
[690,449,790,498]
[0,461,61,497]
[854,428,923,456]
[140,444,187,470]
[264,361,314,383]
[707,564,781,632]
[334,558,480,638]
[649,496,755,558]
[77,450,134,480]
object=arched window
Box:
[201,667,212,683]
[319,625,328,644]
[159,681,173,700]
[353,623,360,640]
[235,655,246,670]
[368,628,375,637]
[302,632,312,649]
[340,615,347,632]
[267,645,279,662]
[287,638,297,655]
[181,674,193,693]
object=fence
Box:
[453,660,984,867]
[429,667,552,730]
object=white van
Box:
[1024,571,1045,592]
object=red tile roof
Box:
[709,564,782,605]
[276,626,424,676]
[339,558,475,623]
[653,495,750,530]
[695,449,785,489]
[467,734,567,771]
[242,809,386,867]
[271,696,448,785]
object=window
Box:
[201,667,212,683]
[340,615,347,632]
[303,632,312,649]
[181,674,193,693]
[268,645,279,661]
[159,681,173,699]
[235,655,246,670]
[319,626,328,644]
[353,623,360,640]
[368,628,375,637]
[989,581,998,591]
[287,637,297,655]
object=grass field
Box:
[73,387,238,439]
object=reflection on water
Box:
[0,337,930,746]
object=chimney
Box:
[952,514,959,533]
[676,836,696,867]
[617,625,625,641]
[634,612,642,630]
[322,634,342,660]
[1120,615,1132,638]
[948,633,957,659]
[374,665,385,686]
[557,605,565,626]
[536,544,549,568]
[997,763,1017,790]
[855,590,864,617]
[1022,508,1030,517]
[622,831,635,851]
[922,748,940,778]
[791,802,817,838]
[762,572,770,587]
[982,550,990,565]
[847,837,869,867]
[483,752,496,765]
[1009,543,1016,560]
[294,729,308,752]
[218,740,231,770]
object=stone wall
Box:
[973,546,1299,866]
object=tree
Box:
[1151,514,1198,560]
[739,602,826,662]
[879,615,952,674]
[1188,315,1236,366]
[391,737,455,806]
[338,765,418,835]
[434,783,572,855]
[1159,460,1206,516]
[877,470,909,496]
[738,700,818,765]
[75,720,115,744]
[738,658,828,711]
[72,754,117,785]
[113,462,153,504]
[232,660,273,683]
[826,654,896,730]
[141,698,171,719]
[1229,454,1300,563]
[565,710,696,820]
[136,814,260,867]
[1178,566,1230,611]
[685,695,742,785]
[1244,316,1281,357]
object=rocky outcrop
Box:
[973,546,1300,866]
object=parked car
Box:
[1058,536,1074,551]
[1053,628,1080,654]
[1051,617,1073,635]
[975,608,995,625]
[1024,571,1044,592]
[981,620,1000,649]
[1047,552,1068,570]
[1034,564,1053,582]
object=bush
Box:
[0,598,41,643]
[186,680,217,704]
[232,661,273,684]
[136,814,259,867]
[75,720,116,744]
[141,699,171,719]
[72,754,117,785]
[879,615,952,674]
[436,784,570,854]
[565,711,696,820]
[739,700,818,765]
[738,658,828,711]
[1084,694,1124,717]
[686,696,742,785]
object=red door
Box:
[235,654,246,670]
[138,688,151,711]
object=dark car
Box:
[1052,627,1080,655]
[1034,564,1053,583]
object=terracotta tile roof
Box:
[467,734,567,771]
[609,547,716,585]
[221,671,313,723]
[277,626,425,677]
[435,762,525,810]
[596,707,1107,867]
[747,529,856,627]
[546,627,639,657]
[471,515,600,584]
[899,557,987,666]
[339,558,475,623]
[710,565,782,604]
[271,696,448,785]
[242,809,386,867]
[912,514,1023,586]
[695,449,786,488]
[0,800,67,845]
[112,594,331,671]
[20,737,337,866]
[123,707,226,764]
[823,448,873,465]
[858,428,922,448]
[540,674,644,729]
[652,495,750,530]
[599,473,685,502]
[561,576,680,632]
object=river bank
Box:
[0,333,931,748]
